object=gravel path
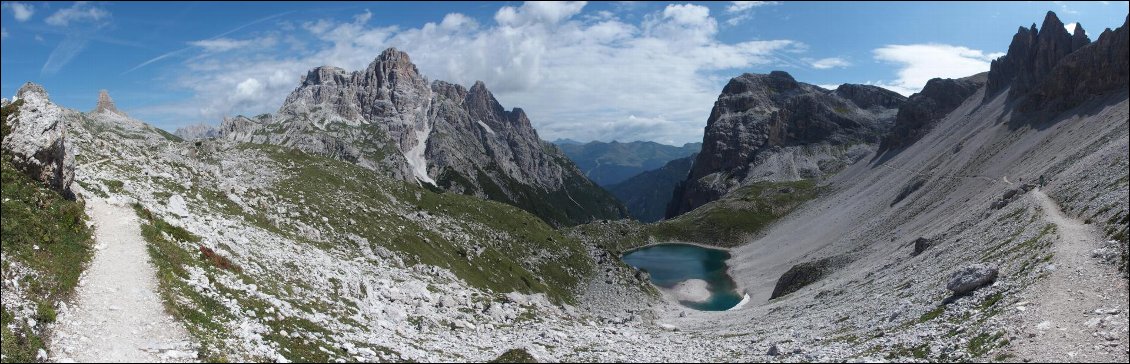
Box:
[49,198,195,362]
[1004,190,1129,362]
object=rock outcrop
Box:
[770,255,851,300]
[174,123,220,140]
[878,74,986,153]
[668,71,903,217]
[92,89,125,116]
[833,84,907,110]
[220,48,625,226]
[985,12,1091,101]
[1,83,77,196]
[946,263,998,295]
[1020,14,1129,113]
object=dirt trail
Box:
[1004,190,1129,362]
[49,198,195,362]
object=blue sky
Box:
[2,1,1127,145]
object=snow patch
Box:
[475,120,495,136]
[405,120,435,185]
[727,293,751,311]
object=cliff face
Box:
[1018,14,1129,113]
[668,71,903,217]
[220,48,625,226]
[879,74,987,153]
[984,12,1091,102]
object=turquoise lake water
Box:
[621,243,744,311]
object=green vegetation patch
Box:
[650,180,822,247]
[259,146,593,304]
[490,348,538,363]
[1,99,94,362]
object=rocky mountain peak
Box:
[376,47,414,66]
[723,71,800,95]
[300,66,350,87]
[93,89,125,116]
[1018,13,1128,113]
[1071,23,1090,50]
[834,84,908,110]
[670,71,902,217]
[16,82,48,101]
[229,48,625,226]
[878,73,986,153]
[984,11,1090,101]
[360,47,424,84]
[465,80,507,122]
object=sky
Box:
[1,1,1127,145]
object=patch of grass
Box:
[994,352,1016,361]
[650,180,822,247]
[133,204,232,361]
[832,334,860,345]
[490,348,538,363]
[886,343,931,360]
[1,99,95,361]
[917,305,945,323]
[103,179,125,194]
[967,331,1007,357]
[258,145,593,304]
[152,126,184,142]
[980,292,1004,310]
[1,308,44,363]
[34,301,56,324]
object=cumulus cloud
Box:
[45,2,110,27]
[3,2,34,22]
[808,57,850,69]
[872,44,1003,95]
[1064,22,1086,36]
[144,1,804,145]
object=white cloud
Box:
[726,1,775,13]
[809,57,850,69]
[189,38,257,52]
[1064,22,1086,36]
[495,1,586,27]
[439,13,477,31]
[3,2,35,22]
[724,1,777,26]
[1,27,8,39]
[42,36,89,74]
[146,1,804,145]
[872,44,1003,96]
[45,2,110,27]
[816,83,842,91]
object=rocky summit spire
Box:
[93,89,126,116]
[983,11,1089,101]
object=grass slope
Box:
[1,100,94,363]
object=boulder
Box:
[947,263,998,295]
[1,83,76,196]
[770,255,851,299]
[912,237,933,256]
[168,194,190,217]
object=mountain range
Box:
[554,140,701,187]
[1,9,1126,364]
